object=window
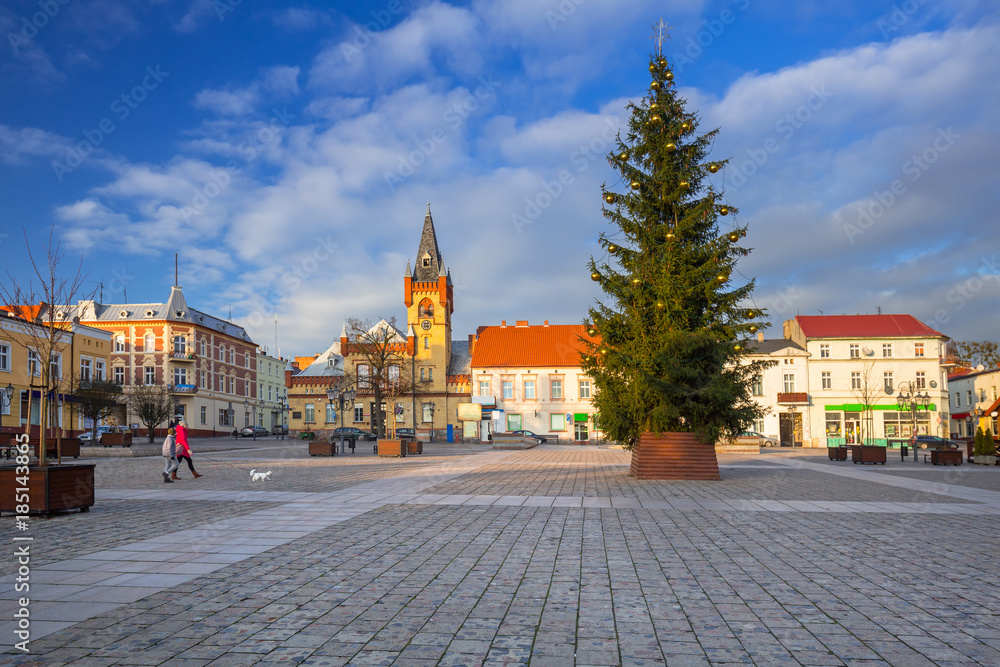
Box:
[551,413,566,431]
[113,366,125,385]
[524,381,535,399]
[50,353,61,380]
[199,339,206,356]
[388,365,399,386]
[579,380,591,399]
[0,343,10,371]
[144,333,155,352]
[268,385,273,401]
[849,344,860,359]
[955,392,961,407]
[752,374,763,396]
[574,421,589,441]
[979,388,986,402]
[354,403,364,422]
[821,371,831,390]
[219,345,225,361]
[422,403,434,423]
[915,371,926,389]
[420,368,425,381]
[144,366,155,384]
[479,380,490,397]
[395,402,405,423]
[883,343,892,358]
[201,405,207,425]
[550,380,563,399]
[95,359,105,382]
[914,342,924,357]
[358,364,371,388]
[424,337,429,349]
[502,381,513,399]
[199,370,207,388]
[783,374,795,393]
[819,344,829,358]
[80,358,92,382]
[507,413,522,431]
[114,336,125,353]
[993,386,998,401]
[173,368,187,385]
[228,377,235,394]
[754,419,765,434]
[428,368,433,382]
[304,403,315,423]
[325,403,335,423]
[229,348,235,364]
[27,350,40,377]
[825,411,843,438]
[884,372,893,393]
[173,336,186,354]
[219,409,233,427]
[967,390,973,404]
[244,380,250,397]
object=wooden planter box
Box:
[308,441,337,456]
[406,440,423,455]
[630,432,720,480]
[851,445,886,465]
[102,432,132,447]
[828,446,848,461]
[930,449,962,466]
[0,464,95,515]
[377,439,405,458]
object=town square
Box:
[2,0,999,665]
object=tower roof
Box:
[413,203,443,281]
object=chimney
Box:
[515,320,528,327]
[757,332,764,342]
[543,320,549,326]
[468,333,476,356]
[501,320,506,327]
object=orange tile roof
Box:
[795,314,944,338]
[471,324,598,368]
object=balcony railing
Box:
[776,392,809,404]
[171,351,196,360]
[169,384,198,394]
[939,354,962,367]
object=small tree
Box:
[126,382,175,443]
[851,360,882,445]
[0,228,92,465]
[343,318,409,439]
[951,340,1000,369]
[74,379,123,441]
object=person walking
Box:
[174,420,202,479]
[162,427,179,483]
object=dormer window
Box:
[119,310,129,318]
[422,253,431,267]
[145,309,154,317]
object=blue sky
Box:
[1,0,998,356]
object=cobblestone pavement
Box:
[2,445,1000,666]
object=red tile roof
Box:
[795,314,944,339]
[471,324,598,368]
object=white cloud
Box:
[193,66,301,116]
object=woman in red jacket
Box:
[173,420,202,479]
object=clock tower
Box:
[404,204,453,396]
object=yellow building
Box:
[0,309,112,436]
[286,206,472,440]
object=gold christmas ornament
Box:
[664,71,674,82]
[608,244,618,254]
[719,206,729,216]
[716,272,730,283]
[681,121,692,133]
[649,64,657,73]
[604,193,616,204]
[728,231,739,242]
[666,229,675,239]
[632,278,641,285]
[590,272,600,282]
[630,180,641,190]
[650,81,661,91]
[749,325,758,334]
[666,142,676,152]
[618,150,629,161]
[708,163,719,173]
[679,180,690,189]
[658,57,667,68]
[650,102,659,112]
[649,114,661,124]
[656,301,664,308]
[587,328,597,336]
[734,344,742,352]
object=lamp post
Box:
[427,402,436,442]
[243,398,250,439]
[326,384,339,451]
[280,393,287,440]
[897,382,931,460]
[2,383,13,447]
[258,398,265,438]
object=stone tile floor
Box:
[2,444,999,666]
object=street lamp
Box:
[897,382,931,459]
[1,383,13,438]
[258,398,265,438]
[243,398,250,439]
[280,393,288,440]
[427,402,436,442]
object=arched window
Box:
[418,299,434,318]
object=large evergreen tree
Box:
[583,41,772,449]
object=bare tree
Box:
[343,318,410,439]
[851,360,883,445]
[0,228,92,465]
[126,383,175,443]
[73,379,123,442]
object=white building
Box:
[256,348,287,431]
[744,336,810,446]
[948,366,1000,437]
[468,321,598,443]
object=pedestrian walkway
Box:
[3,447,999,666]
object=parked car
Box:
[239,425,270,438]
[908,434,959,450]
[395,428,416,440]
[272,425,289,435]
[78,425,131,445]
[736,431,778,447]
[331,426,376,441]
[511,429,547,443]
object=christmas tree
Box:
[583,25,772,451]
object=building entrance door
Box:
[779,412,803,447]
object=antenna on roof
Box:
[174,253,178,287]
[877,305,881,315]
[229,304,232,321]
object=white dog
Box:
[249,469,272,482]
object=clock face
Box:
[420,320,432,330]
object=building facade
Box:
[743,336,810,446]
[57,285,257,437]
[256,348,286,431]
[948,366,1000,437]
[469,321,599,443]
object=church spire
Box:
[413,203,443,281]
